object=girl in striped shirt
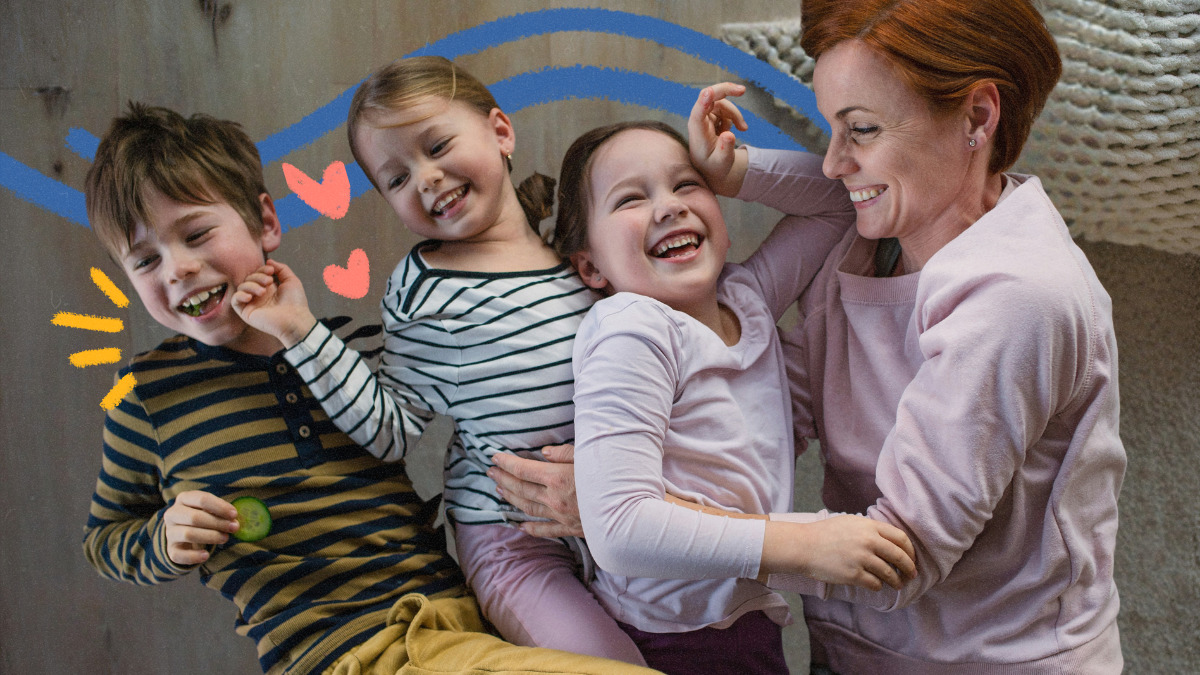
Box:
[232,56,647,665]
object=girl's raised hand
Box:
[688,82,750,197]
[232,260,317,348]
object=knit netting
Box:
[721,1,1200,255]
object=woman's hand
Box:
[688,82,750,197]
[488,444,583,538]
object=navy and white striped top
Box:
[83,330,465,674]
[286,241,599,526]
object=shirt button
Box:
[297,425,312,439]
[275,363,289,375]
[285,392,299,404]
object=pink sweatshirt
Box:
[759,162,1125,673]
[573,150,854,633]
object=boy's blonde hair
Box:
[347,56,555,235]
[85,102,268,258]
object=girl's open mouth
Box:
[650,232,703,258]
[431,184,469,217]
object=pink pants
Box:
[453,522,647,667]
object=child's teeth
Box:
[651,234,699,257]
[433,186,467,214]
[180,285,224,315]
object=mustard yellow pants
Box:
[326,593,660,675]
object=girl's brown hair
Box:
[801,0,1061,174]
[347,55,554,234]
[552,120,687,259]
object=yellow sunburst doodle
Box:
[56,267,138,410]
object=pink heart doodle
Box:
[323,249,370,299]
[282,160,350,219]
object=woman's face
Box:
[814,40,978,261]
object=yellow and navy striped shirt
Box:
[83,326,465,674]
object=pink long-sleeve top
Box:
[573,149,854,633]
[765,166,1125,673]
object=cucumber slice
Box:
[231,496,272,542]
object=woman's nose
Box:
[822,136,855,180]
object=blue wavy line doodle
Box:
[2,8,821,232]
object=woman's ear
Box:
[965,81,1001,141]
[570,251,609,291]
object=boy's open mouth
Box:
[178,284,227,317]
[431,184,469,217]
[649,232,703,258]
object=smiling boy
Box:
[80,103,654,675]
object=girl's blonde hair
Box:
[348,55,554,234]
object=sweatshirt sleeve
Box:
[82,381,193,585]
[573,300,765,581]
[737,147,855,321]
[285,320,434,463]
[772,262,1084,610]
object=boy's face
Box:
[119,189,284,355]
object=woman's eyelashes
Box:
[848,124,880,142]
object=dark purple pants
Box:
[618,610,788,675]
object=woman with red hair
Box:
[735,0,1124,671]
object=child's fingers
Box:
[706,81,747,104]
[176,490,239,522]
[877,523,917,578]
[173,524,233,548]
[712,98,749,131]
[167,542,214,566]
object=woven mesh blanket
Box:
[721,1,1200,256]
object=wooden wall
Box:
[1,1,1196,672]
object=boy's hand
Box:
[489,444,583,538]
[163,490,240,566]
[232,260,317,348]
[688,82,750,197]
[764,515,917,591]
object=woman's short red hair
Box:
[801,0,1061,174]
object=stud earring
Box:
[968,138,977,148]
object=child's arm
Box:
[664,493,914,592]
[574,303,910,592]
[83,386,235,582]
[689,83,855,321]
[234,261,434,463]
